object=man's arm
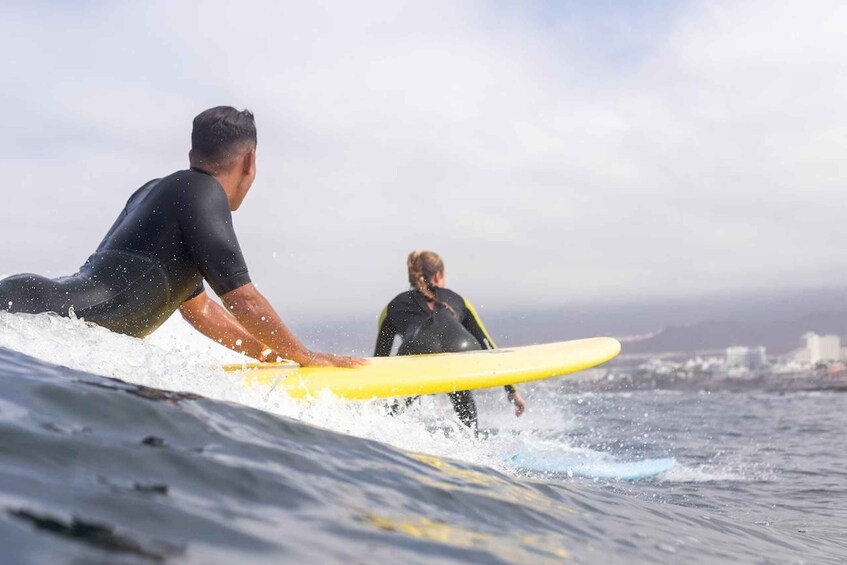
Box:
[221,283,364,367]
[179,290,279,362]
[175,184,361,368]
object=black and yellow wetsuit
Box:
[374,287,515,431]
[0,169,250,337]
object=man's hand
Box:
[303,351,367,368]
[260,349,366,368]
[508,390,527,417]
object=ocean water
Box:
[0,311,844,564]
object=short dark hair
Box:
[191,106,257,170]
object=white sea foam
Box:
[0,310,753,484]
[658,465,750,483]
[0,311,510,471]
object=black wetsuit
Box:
[0,169,250,337]
[374,288,515,431]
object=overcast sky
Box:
[2,1,846,322]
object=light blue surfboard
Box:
[510,450,676,481]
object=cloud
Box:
[2,0,847,322]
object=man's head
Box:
[189,106,257,210]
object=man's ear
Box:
[242,149,255,174]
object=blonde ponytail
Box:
[407,250,456,316]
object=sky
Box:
[1,0,847,323]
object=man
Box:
[0,106,362,367]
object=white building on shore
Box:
[726,346,767,370]
[792,332,842,364]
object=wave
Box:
[0,311,838,563]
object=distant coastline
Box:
[559,367,847,394]
[297,285,847,356]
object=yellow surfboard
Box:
[224,337,621,401]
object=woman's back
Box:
[375,287,495,356]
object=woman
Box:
[374,251,526,433]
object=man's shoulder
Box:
[157,169,217,189]
[151,170,226,205]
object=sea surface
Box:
[0,311,844,564]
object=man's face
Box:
[232,148,257,211]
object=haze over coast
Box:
[294,285,847,356]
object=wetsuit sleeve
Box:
[461,298,516,394]
[374,305,397,357]
[461,298,497,349]
[178,183,252,296]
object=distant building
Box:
[725,346,767,370]
[818,334,841,362]
[794,332,842,364]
